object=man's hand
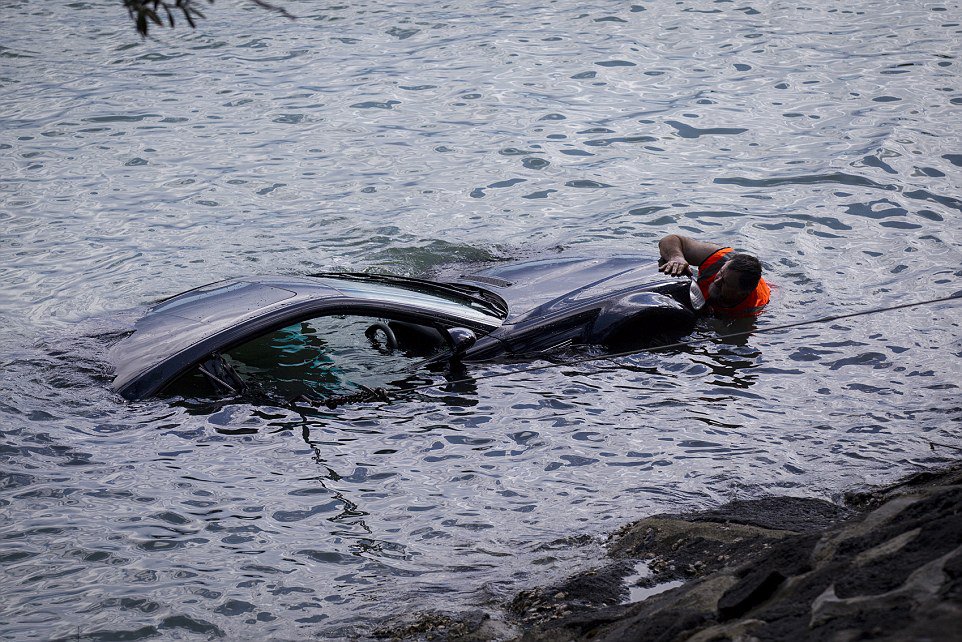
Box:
[658,234,723,277]
[659,257,692,277]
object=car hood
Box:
[455,254,687,324]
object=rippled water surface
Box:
[2,0,961,638]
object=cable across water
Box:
[306,292,962,409]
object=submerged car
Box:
[110,255,697,401]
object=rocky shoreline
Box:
[372,463,962,641]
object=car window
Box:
[164,314,450,400]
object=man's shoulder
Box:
[698,247,733,268]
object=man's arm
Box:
[658,234,724,277]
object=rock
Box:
[685,496,854,533]
[370,609,515,641]
[509,560,634,625]
[716,534,819,620]
[514,463,962,642]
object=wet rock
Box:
[686,495,853,533]
[716,534,819,620]
[608,515,796,584]
[509,560,635,625]
[370,609,514,641]
[516,463,962,642]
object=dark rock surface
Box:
[370,465,962,641]
[519,465,962,642]
[680,495,854,533]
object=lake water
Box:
[2,0,961,638]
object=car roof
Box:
[111,274,506,400]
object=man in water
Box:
[658,234,770,317]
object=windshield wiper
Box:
[197,353,247,395]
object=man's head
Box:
[707,253,762,308]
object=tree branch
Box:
[123,0,293,37]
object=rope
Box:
[299,291,962,409]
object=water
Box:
[622,561,684,604]
[2,0,961,638]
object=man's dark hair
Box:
[727,253,762,291]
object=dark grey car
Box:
[111,255,695,401]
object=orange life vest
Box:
[696,248,770,317]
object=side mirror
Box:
[445,327,477,359]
